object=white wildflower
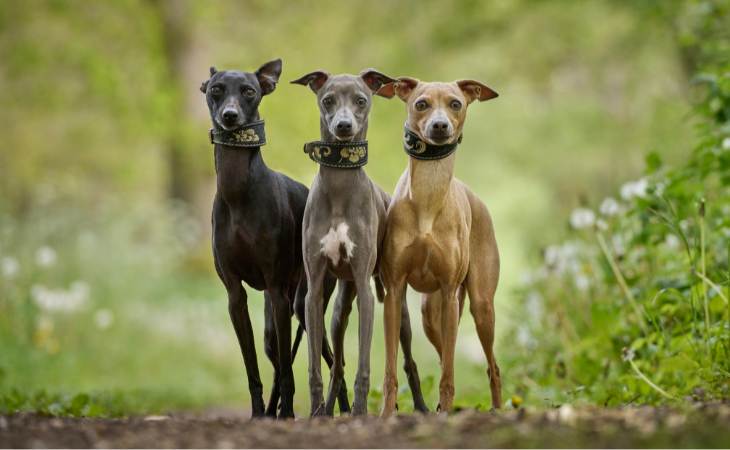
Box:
[2,257,19,279]
[622,347,635,362]
[32,281,89,313]
[35,247,57,268]
[544,245,560,267]
[93,309,115,330]
[596,219,608,231]
[722,137,730,150]
[665,234,680,249]
[574,274,590,292]
[570,208,595,229]
[620,178,648,200]
[612,234,626,256]
[599,197,619,216]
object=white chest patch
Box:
[320,222,355,265]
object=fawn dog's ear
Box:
[290,70,330,94]
[200,67,218,93]
[200,67,218,94]
[455,79,498,104]
[359,69,399,96]
[376,77,420,101]
[255,59,282,96]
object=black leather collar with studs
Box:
[209,120,266,147]
[303,140,368,168]
[403,122,462,160]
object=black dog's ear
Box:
[455,79,498,104]
[290,70,330,94]
[200,67,218,93]
[360,69,399,96]
[255,59,282,96]
[377,77,420,101]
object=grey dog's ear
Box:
[290,70,330,94]
[359,69,399,96]
[376,77,420,101]
[255,59,282,96]
[200,67,218,93]
[455,79,498,104]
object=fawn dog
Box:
[376,77,502,415]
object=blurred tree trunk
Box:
[149,0,195,202]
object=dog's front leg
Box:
[352,256,377,415]
[324,280,356,415]
[380,278,405,416]
[438,286,459,413]
[226,282,266,418]
[267,286,295,419]
[304,257,328,417]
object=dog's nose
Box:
[432,120,449,132]
[223,108,239,121]
[336,119,352,132]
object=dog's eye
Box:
[245,89,255,97]
[322,98,333,107]
[211,87,222,95]
[450,100,462,110]
[415,101,428,111]
[357,98,367,106]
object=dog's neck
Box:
[213,113,268,204]
[404,129,456,209]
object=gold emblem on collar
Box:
[231,129,260,143]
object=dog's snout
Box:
[336,118,352,132]
[223,108,239,121]
[432,120,449,132]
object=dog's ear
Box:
[289,70,330,94]
[377,77,420,101]
[455,79,498,104]
[200,67,219,93]
[255,59,282,96]
[359,69,399,96]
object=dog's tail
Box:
[374,273,386,303]
[292,323,305,361]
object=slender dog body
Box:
[292,70,429,416]
[201,60,348,419]
[377,78,503,415]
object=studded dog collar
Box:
[403,122,462,160]
[303,140,368,168]
[209,120,266,147]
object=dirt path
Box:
[2,403,730,448]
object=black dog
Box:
[200,59,349,419]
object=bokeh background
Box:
[0,0,709,415]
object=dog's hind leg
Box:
[267,283,296,420]
[226,280,266,418]
[325,280,357,415]
[263,291,281,418]
[399,287,429,413]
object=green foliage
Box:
[503,0,730,409]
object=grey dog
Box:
[291,69,429,416]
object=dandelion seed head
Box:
[599,197,619,216]
[570,208,595,229]
[2,257,19,279]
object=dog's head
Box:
[290,69,398,141]
[377,78,498,145]
[200,59,282,131]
